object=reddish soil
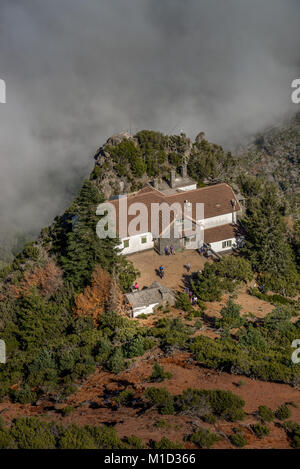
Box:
[204,283,274,321]
[128,249,209,290]
[1,349,300,449]
[129,250,275,321]
[1,252,297,449]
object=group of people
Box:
[184,287,198,305]
[133,259,199,307]
[164,244,175,256]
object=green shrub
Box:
[150,363,172,382]
[239,325,267,351]
[155,419,171,429]
[125,435,145,449]
[153,437,183,449]
[106,348,126,374]
[275,404,291,420]
[286,401,298,408]
[282,421,300,449]
[86,425,125,449]
[191,256,252,302]
[175,292,194,312]
[0,428,16,449]
[123,335,145,358]
[59,424,97,449]
[194,319,203,329]
[230,429,248,447]
[251,423,270,439]
[189,428,221,448]
[258,405,274,423]
[176,388,245,422]
[10,385,37,405]
[10,418,56,449]
[216,299,245,329]
[61,405,75,417]
[114,388,135,407]
[207,390,245,421]
[202,414,217,424]
[144,387,175,415]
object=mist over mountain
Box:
[0,0,299,250]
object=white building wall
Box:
[118,232,154,255]
[177,184,197,192]
[200,212,236,228]
[132,302,159,318]
[209,237,236,253]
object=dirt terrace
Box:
[127,249,209,290]
[128,249,274,320]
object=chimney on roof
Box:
[231,199,237,224]
[153,178,159,190]
[181,164,187,178]
[184,199,192,210]
[170,169,176,188]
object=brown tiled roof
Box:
[204,223,238,244]
[109,183,240,238]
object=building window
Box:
[123,239,130,248]
[222,240,232,249]
[141,236,147,244]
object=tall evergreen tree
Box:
[242,185,299,295]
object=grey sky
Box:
[0,0,299,241]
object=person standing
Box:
[170,244,175,255]
[186,262,191,273]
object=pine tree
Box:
[242,185,299,294]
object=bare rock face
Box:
[106,131,132,147]
[195,131,206,145]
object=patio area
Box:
[127,248,211,291]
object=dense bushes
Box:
[105,140,146,178]
[9,418,56,449]
[0,306,155,402]
[0,417,145,449]
[176,388,245,421]
[275,404,291,420]
[153,437,183,449]
[144,387,245,421]
[149,317,192,348]
[144,387,175,415]
[188,138,236,184]
[250,288,297,306]
[188,313,300,385]
[150,363,172,382]
[251,423,270,439]
[229,429,248,447]
[258,405,274,423]
[175,292,194,312]
[216,300,245,330]
[283,421,300,448]
[188,428,221,449]
[135,130,168,177]
[191,256,253,302]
